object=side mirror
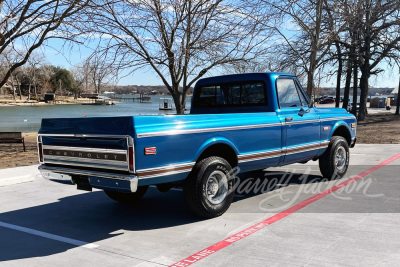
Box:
[298,107,311,117]
[298,108,305,117]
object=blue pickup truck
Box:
[38,73,356,218]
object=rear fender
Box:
[194,137,239,165]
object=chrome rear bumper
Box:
[38,165,138,192]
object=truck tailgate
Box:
[39,116,134,136]
[38,116,135,172]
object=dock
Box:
[111,94,151,103]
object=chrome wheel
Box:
[335,146,347,171]
[205,170,228,205]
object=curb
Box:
[0,165,38,187]
[0,174,35,187]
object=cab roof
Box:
[195,72,296,87]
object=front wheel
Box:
[183,157,234,218]
[104,186,149,204]
[319,136,350,179]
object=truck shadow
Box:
[0,169,327,262]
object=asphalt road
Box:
[0,144,399,266]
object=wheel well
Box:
[332,125,351,145]
[197,144,238,167]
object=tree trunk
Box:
[11,84,16,101]
[306,0,323,98]
[33,72,38,97]
[335,41,342,108]
[172,90,184,114]
[180,88,188,114]
[10,75,16,101]
[352,59,358,116]
[395,75,400,115]
[306,68,315,98]
[34,83,38,98]
[358,67,369,121]
[358,4,371,122]
[335,61,342,108]
[15,77,22,100]
[342,60,352,109]
[28,83,32,101]
[96,79,101,94]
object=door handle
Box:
[285,117,294,122]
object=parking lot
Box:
[1,144,399,266]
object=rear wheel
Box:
[319,136,349,179]
[104,186,149,204]
[183,156,234,218]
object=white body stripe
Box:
[136,123,282,138]
[136,116,353,138]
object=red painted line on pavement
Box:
[170,153,400,267]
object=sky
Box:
[40,37,400,90]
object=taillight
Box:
[129,146,134,171]
[38,135,43,163]
[127,137,134,172]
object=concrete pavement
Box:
[0,144,399,266]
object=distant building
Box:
[44,93,55,102]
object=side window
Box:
[197,85,220,107]
[276,79,302,108]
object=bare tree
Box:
[26,51,45,100]
[348,0,400,121]
[37,64,55,95]
[85,54,115,94]
[0,48,24,100]
[0,0,90,88]
[71,62,92,98]
[263,0,347,98]
[84,0,271,113]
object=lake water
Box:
[0,95,191,133]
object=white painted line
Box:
[0,221,99,249]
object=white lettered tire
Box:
[183,157,235,218]
[319,136,350,179]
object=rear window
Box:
[194,81,267,108]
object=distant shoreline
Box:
[0,99,119,107]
